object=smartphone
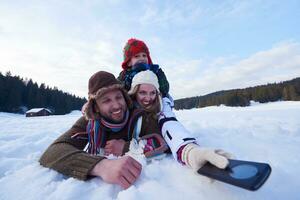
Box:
[197,159,272,191]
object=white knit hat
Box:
[128,70,160,94]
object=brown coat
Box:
[39,109,162,180]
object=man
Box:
[39,71,150,189]
[40,71,230,189]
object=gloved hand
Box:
[181,143,232,171]
[159,96,176,119]
[156,68,169,97]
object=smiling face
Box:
[128,52,149,67]
[135,84,157,109]
[95,89,127,123]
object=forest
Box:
[0,72,86,115]
[174,77,300,110]
[1,71,299,114]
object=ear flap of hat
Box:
[121,88,133,110]
[83,100,101,120]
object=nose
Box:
[143,94,152,101]
[111,99,121,110]
[139,56,147,61]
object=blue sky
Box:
[1,0,300,99]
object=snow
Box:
[1,102,300,200]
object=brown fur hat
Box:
[82,71,132,120]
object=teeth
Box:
[112,110,121,114]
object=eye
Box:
[116,94,123,100]
[101,98,110,104]
[138,91,146,96]
[150,91,156,97]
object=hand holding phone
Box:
[197,159,272,191]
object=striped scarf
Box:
[86,110,129,155]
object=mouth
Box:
[112,109,121,114]
[111,109,124,120]
[142,101,153,108]
[142,101,150,105]
[137,60,147,64]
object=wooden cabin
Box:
[25,108,52,117]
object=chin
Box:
[112,113,125,123]
[143,105,153,109]
[111,118,123,124]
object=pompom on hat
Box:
[82,71,132,120]
[122,38,153,70]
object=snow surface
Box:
[0,101,300,200]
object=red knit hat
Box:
[121,38,153,70]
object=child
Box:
[118,38,170,97]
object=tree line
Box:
[0,71,87,115]
[2,71,299,113]
[174,77,300,110]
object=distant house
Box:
[25,108,52,117]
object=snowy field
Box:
[0,101,300,200]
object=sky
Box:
[0,0,300,99]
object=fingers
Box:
[104,140,125,156]
[215,149,235,159]
[104,140,116,155]
[119,176,131,189]
[122,168,137,186]
[125,156,142,174]
[130,159,142,177]
[105,140,114,148]
[95,157,142,190]
[104,145,112,155]
[119,157,142,189]
[206,151,229,169]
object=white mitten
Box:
[181,143,231,171]
[159,97,176,118]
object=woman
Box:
[101,71,170,161]
[111,70,232,171]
